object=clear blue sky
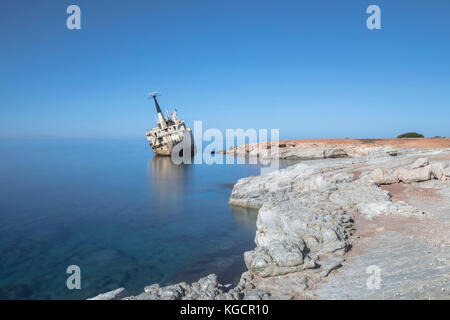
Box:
[1,0,449,139]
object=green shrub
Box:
[397,132,424,138]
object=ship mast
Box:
[149,92,167,128]
[152,95,162,114]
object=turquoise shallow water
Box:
[0,140,274,299]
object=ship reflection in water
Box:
[144,153,260,286]
[148,155,191,213]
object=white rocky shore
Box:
[90,141,450,300]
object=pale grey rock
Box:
[319,255,345,277]
[357,200,424,219]
[372,158,448,184]
[88,287,128,300]
[219,142,398,160]
[144,283,159,293]
[235,163,356,277]
[372,168,399,184]
[324,148,349,159]
[243,289,271,300]
[244,240,315,277]
[445,167,450,179]
[401,165,433,183]
[230,155,435,277]
[124,274,229,300]
[430,163,444,180]
[410,157,429,169]
[159,283,190,299]
[303,235,321,252]
[394,167,408,182]
[310,232,450,299]
[184,274,223,300]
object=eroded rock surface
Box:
[372,157,450,185]
[230,157,429,279]
[220,138,450,160]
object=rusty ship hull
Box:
[150,129,195,156]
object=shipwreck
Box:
[146,92,195,157]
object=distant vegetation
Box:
[397,132,424,138]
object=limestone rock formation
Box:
[410,157,429,169]
[231,158,428,277]
[88,288,128,300]
[372,158,450,184]
[91,273,272,300]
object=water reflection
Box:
[229,205,259,234]
[150,156,187,182]
[147,156,191,212]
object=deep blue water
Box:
[0,140,275,300]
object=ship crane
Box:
[149,91,167,129]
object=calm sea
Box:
[0,139,287,299]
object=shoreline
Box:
[90,139,450,300]
[220,137,450,160]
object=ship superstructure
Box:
[146,92,194,156]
